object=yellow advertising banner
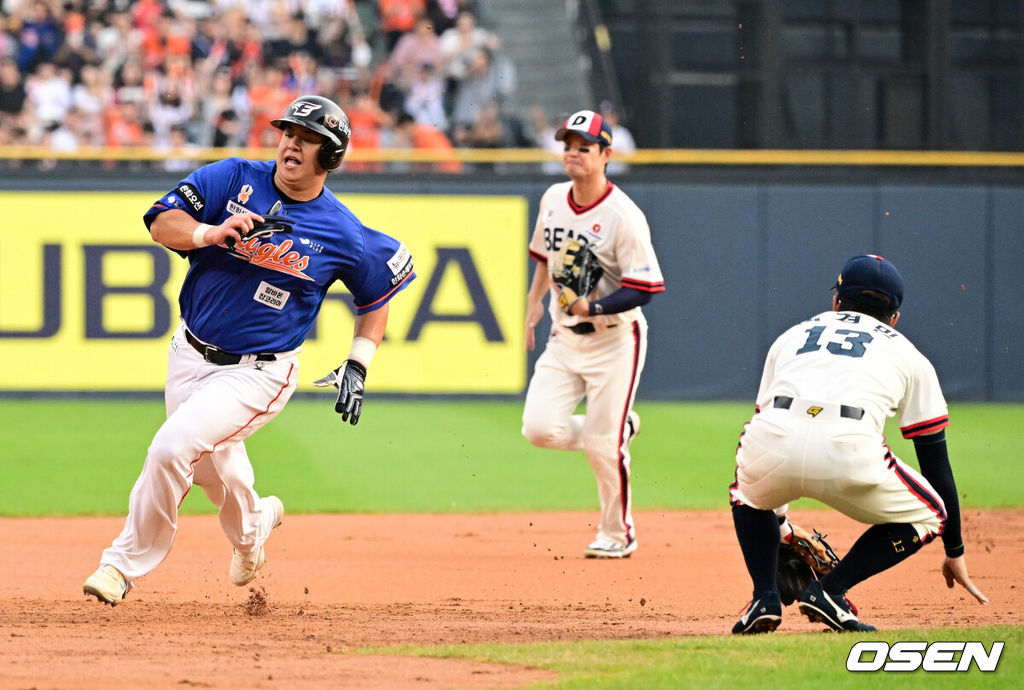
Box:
[0,192,528,392]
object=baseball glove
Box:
[552,238,603,314]
[777,524,841,605]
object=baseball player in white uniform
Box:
[730,255,988,633]
[83,95,415,605]
[522,110,665,558]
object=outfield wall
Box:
[1,172,1021,401]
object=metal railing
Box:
[2,146,1024,167]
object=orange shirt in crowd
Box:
[247,84,297,149]
[411,123,461,173]
[378,0,426,34]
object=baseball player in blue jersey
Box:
[83,95,415,605]
[730,255,987,634]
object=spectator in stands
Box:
[452,100,507,149]
[600,101,636,174]
[404,60,446,130]
[70,64,110,146]
[316,5,372,71]
[196,67,249,147]
[0,0,523,163]
[439,9,498,87]
[147,77,193,148]
[266,11,320,65]
[0,14,17,62]
[425,0,460,35]
[245,64,295,147]
[15,0,62,74]
[527,104,564,175]
[25,61,72,137]
[449,47,505,135]
[393,109,461,173]
[378,0,426,52]
[284,50,318,94]
[388,16,445,92]
[159,122,199,172]
[0,56,26,125]
[104,99,146,149]
[92,10,138,77]
[113,59,147,106]
[339,86,391,172]
[52,10,97,84]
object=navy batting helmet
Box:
[271,95,351,171]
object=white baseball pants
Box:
[522,317,647,546]
[730,404,946,541]
[100,324,297,586]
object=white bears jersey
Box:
[756,310,950,439]
[528,181,665,327]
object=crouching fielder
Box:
[730,254,987,634]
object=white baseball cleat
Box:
[583,536,638,559]
[83,564,128,605]
[230,496,284,587]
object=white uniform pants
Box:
[100,324,298,586]
[730,403,946,541]
[522,318,647,545]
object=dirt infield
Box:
[2,509,1020,689]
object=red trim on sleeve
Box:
[900,415,950,439]
[529,249,547,263]
[621,277,666,293]
[355,271,416,314]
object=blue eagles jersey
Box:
[144,158,415,353]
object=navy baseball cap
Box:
[833,254,904,310]
[555,110,613,146]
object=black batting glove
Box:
[312,359,366,425]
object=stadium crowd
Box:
[0,0,564,170]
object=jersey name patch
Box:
[253,281,290,310]
[175,184,205,214]
[226,200,250,216]
[387,243,414,286]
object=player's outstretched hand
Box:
[312,360,366,426]
[941,555,989,605]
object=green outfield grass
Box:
[364,625,1022,688]
[0,399,1020,516]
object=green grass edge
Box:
[354,625,1023,689]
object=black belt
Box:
[568,322,617,335]
[185,329,277,366]
[772,396,865,420]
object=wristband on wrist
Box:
[192,224,212,248]
[348,336,377,367]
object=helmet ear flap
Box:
[318,143,344,171]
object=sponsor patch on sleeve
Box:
[253,281,290,310]
[387,243,414,286]
[175,183,206,214]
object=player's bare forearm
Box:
[527,263,552,303]
[353,303,389,347]
[525,264,551,351]
[150,209,257,251]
